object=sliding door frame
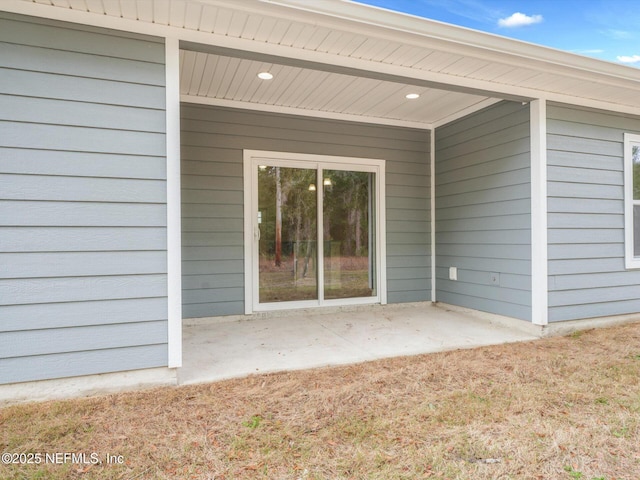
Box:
[243,150,386,314]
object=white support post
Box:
[166,37,182,367]
[530,99,548,326]
[430,128,436,303]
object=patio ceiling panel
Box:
[279,69,327,107]
[178,50,493,127]
[300,73,355,110]
[272,67,330,106]
[260,64,305,105]
[360,84,423,117]
[320,77,383,112]
[200,55,229,97]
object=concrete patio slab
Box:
[178,302,539,385]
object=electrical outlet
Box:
[449,266,458,281]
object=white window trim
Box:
[624,133,640,269]
[243,150,386,314]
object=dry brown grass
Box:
[2,322,640,480]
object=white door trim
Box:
[243,150,386,314]
[430,128,436,303]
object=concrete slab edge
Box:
[433,302,544,337]
[0,367,177,407]
[183,301,433,326]
[434,302,640,338]
[541,312,640,337]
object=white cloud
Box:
[617,55,640,64]
[498,12,543,28]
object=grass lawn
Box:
[259,256,373,302]
[2,322,640,479]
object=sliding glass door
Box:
[245,151,385,312]
[323,170,376,300]
[258,165,318,303]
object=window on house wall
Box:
[624,133,640,268]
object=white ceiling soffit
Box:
[179,50,496,128]
[5,0,640,121]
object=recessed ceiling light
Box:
[257,72,273,80]
[405,93,420,99]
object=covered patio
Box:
[3,0,640,404]
[179,303,539,385]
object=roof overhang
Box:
[4,0,640,128]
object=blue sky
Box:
[355,0,640,66]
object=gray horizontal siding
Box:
[0,275,167,305]
[2,298,168,332]
[0,94,164,132]
[0,13,167,384]
[0,201,166,226]
[0,174,166,203]
[435,101,531,321]
[1,68,165,109]
[0,346,168,385]
[1,41,164,85]
[1,227,166,252]
[547,103,640,322]
[180,104,431,318]
[1,121,165,155]
[0,15,165,62]
[3,321,167,359]
[0,148,166,179]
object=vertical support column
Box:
[166,37,182,367]
[530,99,548,326]
[430,128,436,303]
[242,152,255,314]
[378,161,387,305]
